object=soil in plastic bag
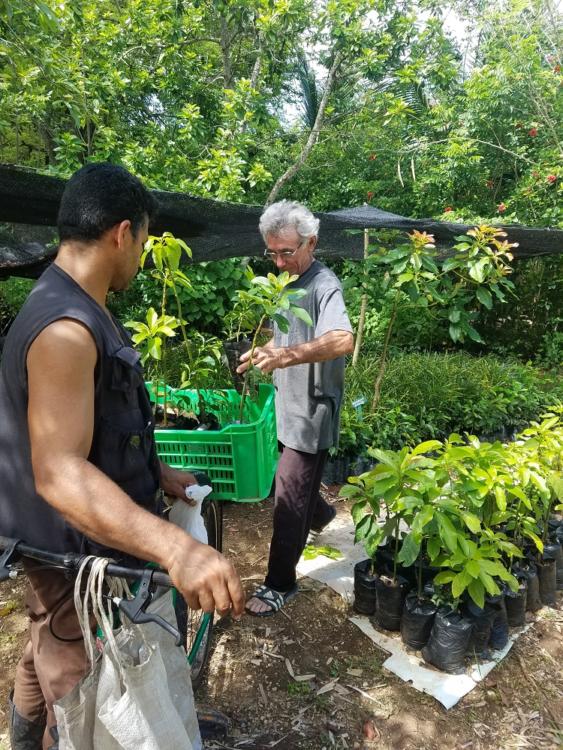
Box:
[400,592,437,650]
[421,608,473,674]
[462,599,495,658]
[354,559,378,615]
[373,574,409,631]
[544,541,563,592]
[536,558,557,606]
[516,562,542,612]
[505,577,528,627]
[223,339,251,393]
[488,594,509,650]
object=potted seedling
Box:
[127,232,226,427]
[516,410,563,605]
[342,441,444,630]
[125,306,180,425]
[225,267,312,422]
[178,331,224,429]
[125,232,192,423]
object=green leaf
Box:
[461,513,481,534]
[412,505,434,532]
[339,484,362,499]
[411,440,442,456]
[273,314,289,333]
[427,537,441,561]
[303,544,343,561]
[397,532,421,567]
[350,499,368,524]
[365,531,383,559]
[468,258,488,283]
[466,326,484,343]
[251,276,271,287]
[468,579,485,609]
[466,559,481,578]
[368,448,399,470]
[478,570,500,596]
[449,325,462,342]
[452,570,472,599]
[290,305,313,325]
[442,257,460,272]
[434,571,456,585]
[438,513,459,553]
[475,287,493,309]
[371,476,400,495]
[354,514,373,542]
[523,530,544,554]
[494,486,507,511]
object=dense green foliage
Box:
[0,0,560,456]
[0,0,560,224]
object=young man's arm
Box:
[27,318,243,617]
[237,329,354,374]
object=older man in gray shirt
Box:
[238,200,354,616]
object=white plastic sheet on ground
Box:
[296,514,530,709]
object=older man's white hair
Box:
[259,200,320,242]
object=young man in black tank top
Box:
[0,163,244,748]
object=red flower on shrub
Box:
[444,207,453,213]
[368,153,377,160]
[547,174,557,184]
[528,127,538,137]
[367,191,374,201]
[497,202,507,213]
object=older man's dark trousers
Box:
[265,444,331,592]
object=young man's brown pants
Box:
[13,563,90,750]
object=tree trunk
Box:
[371,295,398,413]
[220,17,233,89]
[266,50,342,205]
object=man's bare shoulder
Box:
[29,318,97,363]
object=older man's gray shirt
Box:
[273,260,352,454]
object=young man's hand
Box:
[160,462,197,505]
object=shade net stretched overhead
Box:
[0,164,561,279]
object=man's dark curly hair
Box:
[57,162,158,242]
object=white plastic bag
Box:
[169,484,212,544]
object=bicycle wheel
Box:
[174,498,223,691]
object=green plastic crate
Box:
[150,383,278,502]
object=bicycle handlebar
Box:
[0,535,182,643]
[0,535,173,588]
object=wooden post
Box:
[352,229,369,366]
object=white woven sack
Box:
[53,556,103,750]
[55,557,201,750]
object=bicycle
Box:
[0,494,223,692]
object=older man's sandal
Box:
[245,584,298,617]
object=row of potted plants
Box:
[341,408,563,673]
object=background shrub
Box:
[338,352,563,454]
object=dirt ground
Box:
[1,491,562,750]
